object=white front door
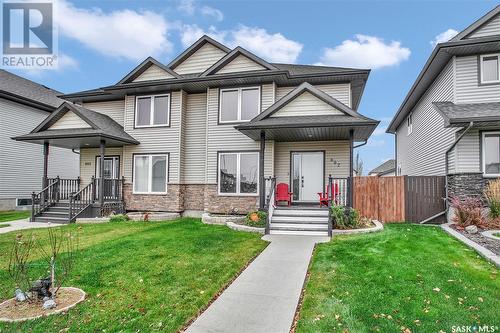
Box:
[291,152,324,202]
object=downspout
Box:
[71,149,80,155]
[354,140,368,149]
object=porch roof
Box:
[433,101,500,127]
[13,102,139,149]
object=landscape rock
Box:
[15,289,26,302]
[465,225,478,234]
[42,299,57,310]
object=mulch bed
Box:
[0,287,85,322]
[450,225,500,255]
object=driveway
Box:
[186,234,329,333]
[0,219,61,234]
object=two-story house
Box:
[387,6,500,207]
[15,36,378,230]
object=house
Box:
[368,159,396,177]
[14,36,379,232]
[0,70,79,211]
[387,5,500,205]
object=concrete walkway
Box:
[0,219,61,234]
[186,234,329,333]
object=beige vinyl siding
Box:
[0,99,79,200]
[396,60,457,176]
[83,100,125,126]
[216,55,266,74]
[178,91,187,183]
[456,129,481,173]
[79,147,124,186]
[122,92,181,183]
[174,43,227,75]
[48,111,91,129]
[276,83,351,107]
[261,83,275,111]
[466,13,500,38]
[181,92,207,183]
[271,91,344,117]
[455,55,500,104]
[133,64,174,82]
[274,141,350,186]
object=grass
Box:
[0,218,267,332]
[0,210,30,222]
[0,224,10,228]
[493,232,500,238]
[296,224,499,333]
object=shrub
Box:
[331,205,360,229]
[245,211,267,228]
[450,196,484,227]
[485,179,500,219]
[109,214,130,223]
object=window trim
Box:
[479,54,500,85]
[132,153,169,194]
[407,113,413,135]
[218,86,261,124]
[482,131,500,178]
[217,151,260,196]
[134,94,171,128]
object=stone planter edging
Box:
[481,229,500,241]
[226,221,265,234]
[76,217,109,224]
[127,212,180,221]
[441,223,500,268]
[332,220,383,234]
[0,287,86,323]
[201,213,245,225]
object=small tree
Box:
[354,152,364,176]
[8,233,37,302]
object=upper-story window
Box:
[135,94,170,127]
[219,87,260,123]
[480,54,500,84]
[483,132,500,177]
[407,113,413,135]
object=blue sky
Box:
[9,0,499,174]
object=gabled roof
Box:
[433,101,500,127]
[369,159,396,176]
[117,57,180,84]
[200,46,277,76]
[14,102,139,145]
[451,5,500,41]
[0,70,63,111]
[167,35,231,70]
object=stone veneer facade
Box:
[123,183,258,214]
[447,173,499,205]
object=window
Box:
[133,154,168,193]
[219,87,260,123]
[219,152,259,195]
[483,132,500,177]
[135,94,170,127]
[407,113,413,135]
[480,54,500,84]
[16,198,32,206]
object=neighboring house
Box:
[368,159,396,177]
[0,70,79,210]
[387,5,500,202]
[15,36,379,230]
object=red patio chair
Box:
[275,183,293,206]
[318,183,339,207]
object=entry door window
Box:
[96,157,120,179]
[291,152,324,201]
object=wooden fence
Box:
[353,176,445,223]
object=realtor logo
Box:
[1,0,58,68]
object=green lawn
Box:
[296,224,499,333]
[0,218,267,332]
[0,224,10,228]
[0,210,30,222]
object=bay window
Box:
[219,152,259,195]
[483,132,500,177]
[480,54,500,84]
[135,94,170,127]
[133,154,168,193]
[219,87,260,123]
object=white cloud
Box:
[58,0,172,61]
[317,34,410,69]
[19,53,79,77]
[178,0,223,21]
[177,0,195,15]
[180,24,303,63]
[366,139,386,147]
[430,29,458,47]
[201,6,223,22]
[57,53,80,70]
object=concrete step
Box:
[273,209,328,217]
[269,223,328,231]
[269,229,329,236]
[52,202,70,208]
[46,207,70,213]
[33,216,69,224]
[41,211,69,218]
[271,216,328,224]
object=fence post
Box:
[91,176,96,202]
[31,192,36,222]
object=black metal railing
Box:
[31,178,60,221]
[94,177,124,202]
[264,177,276,234]
[69,177,96,222]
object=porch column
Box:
[348,129,354,208]
[259,131,266,210]
[99,139,105,205]
[42,141,49,189]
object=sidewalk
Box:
[0,219,61,234]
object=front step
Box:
[273,209,328,217]
[269,223,328,231]
[33,216,70,224]
[271,216,328,224]
[269,229,329,236]
[269,207,330,236]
